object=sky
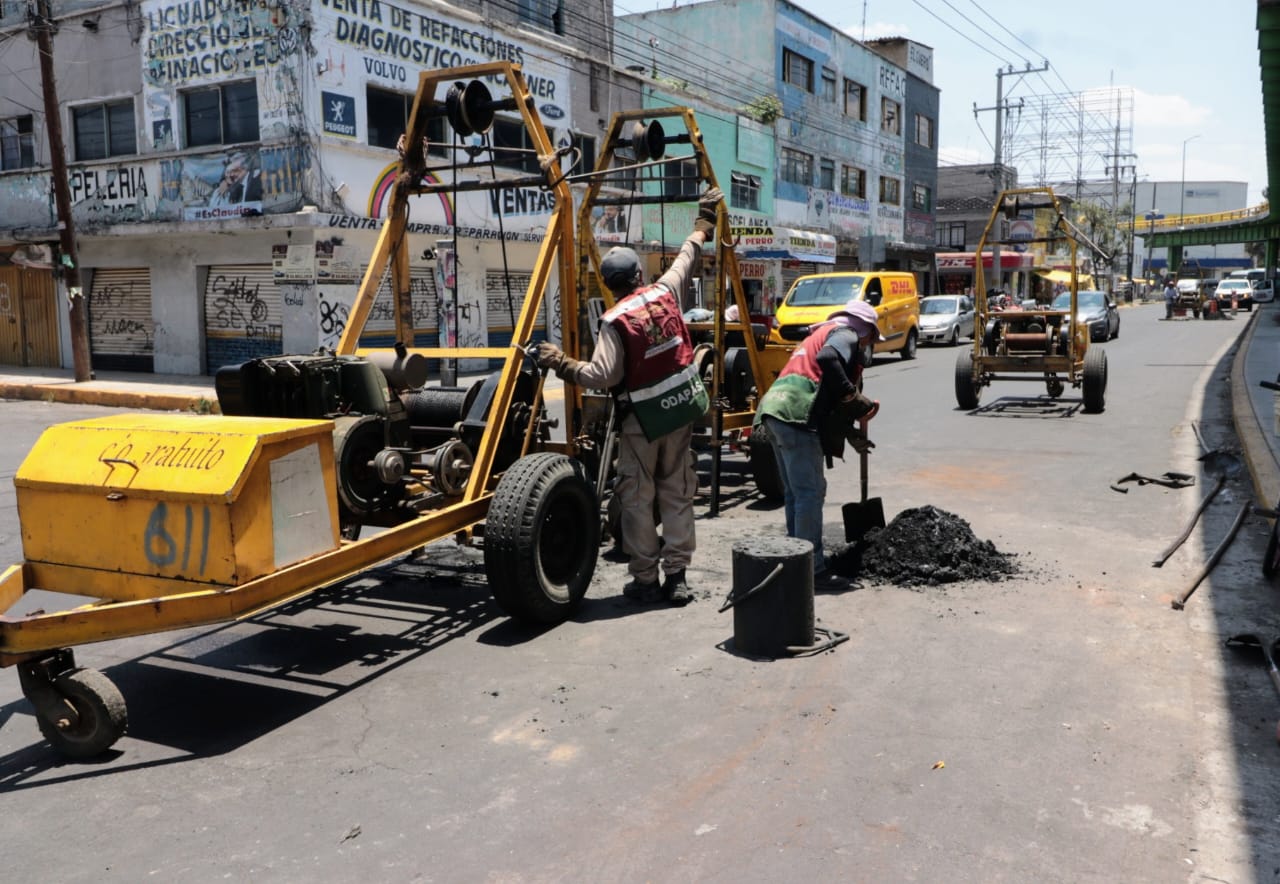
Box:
[613,0,1269,206]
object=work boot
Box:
[663,570,693,606]
[623,577,663,603]
[813,571,853,592]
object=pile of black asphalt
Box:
[828,505,1020,587]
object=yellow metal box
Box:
[14,414,340,601]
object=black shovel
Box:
[842,415,885,543]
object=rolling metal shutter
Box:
[89,267,153,372]
[203,264,283,372]
[357,265,439,348]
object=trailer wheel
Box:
[34,668,127,758]
[1082,347,1107,414]
[484,453,599,624]
[954,349,981,410]
[1045,376,1064,399]
[748,424,784,503]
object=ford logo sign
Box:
[540,104,565,120]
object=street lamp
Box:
[1179,134,1201,225]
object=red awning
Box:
[937,252,1035,271]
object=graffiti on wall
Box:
[90,276,155,353]
[206,270,282,340]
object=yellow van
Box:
[771,271,920,358]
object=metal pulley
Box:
[444,79,518,137]
[429,439,474,496]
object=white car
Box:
[918,295,976,345]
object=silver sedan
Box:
[918,295,976,345]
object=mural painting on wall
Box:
[159,144,310,220]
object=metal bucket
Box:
[720,537,848,657]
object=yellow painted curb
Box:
[0,382,219,414]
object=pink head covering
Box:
[724,304,740,322]
[827,298,885,341]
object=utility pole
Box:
[974,61,1048,298]
[30,0,92,381]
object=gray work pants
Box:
[614,422,696,583]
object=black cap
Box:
[601,247,641,290]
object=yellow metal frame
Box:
[969,186,1090,383]
[0,62,576,664]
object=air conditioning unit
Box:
[9,243,54,270]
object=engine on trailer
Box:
[215,348,545,537]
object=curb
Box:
[1230,308,1275,508]
[0,381,219,414]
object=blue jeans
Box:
[763,416,827,575]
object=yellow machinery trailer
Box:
[954,187,1109,413]
[0,62,645,757]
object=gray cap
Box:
[600,247,642,290]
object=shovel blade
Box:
[843,498,886,543]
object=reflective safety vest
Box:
[604,284,708,440]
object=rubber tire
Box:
[36,668,127,758]
[748,425,784,503]
[899,327,918,360]
[949,327,960,347]
[954,349,981,410]
[1082,346,1107,414]
[484,453,599,624]
[1112,317,1120,339]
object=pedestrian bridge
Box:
[1145,2,1280,268]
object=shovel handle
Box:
[859,416,869,504]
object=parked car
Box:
[1051,289,1119,341]
[918,295,975,345]
[1215,278,1254,312]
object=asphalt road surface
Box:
[1,301,1279,881]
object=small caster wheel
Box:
[34,668,128,758]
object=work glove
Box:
[693,186,723,238]
[534,342,584,383]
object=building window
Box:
[821,68,836,102]
[571,132,596,179]
[663,158,699,197]
[841,164,866,198]
[844,79,865,121]
[183,81,259,147]
[367,86,445,154]
[914,113,934,148]
[881,97,901,135]
[937,221,966,248]
[518,0,564,33]
[731,171,761,211]
[818,158,835,191]
[781,147,812,186]
[911,183,930,211]
[494,117,555,174]
[783,49,814,92]
[880,176,901,205]
[73,100,136,161]
[1,115,35,170]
